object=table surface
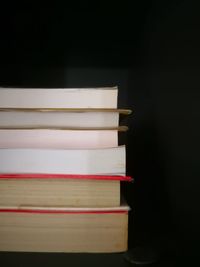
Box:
[0,252,176,267]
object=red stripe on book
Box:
[0,173,132,181]
[0,209,128,215]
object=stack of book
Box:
[0,87,132,253]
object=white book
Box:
[0,87,118,108]
[0,109,120,128]
[0,129,118,149]
[0,146,125,175]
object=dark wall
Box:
[138,0,200,257]
[0,0,199,260]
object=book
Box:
[0,174,131,207]
[0,87,118,108]
[0,146,125,175]
[0,204,129,252]
[0,129,119,149]
[0,86,131,253]
[0,108,131,128]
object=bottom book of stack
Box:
[0,203,129,253]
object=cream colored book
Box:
[0,108,126,128]
[0,146,125,175]
[0,204,130,252]
[0,87,118,108]
[0,129,118,149]
[0,174,131,207]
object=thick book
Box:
[0,204,129,252]
[0,108,131,128]
[0,146,125,175]
[0,129,118,149]
[0,87,118,108]
[0,174,132,207]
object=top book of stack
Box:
[0,87,118,108]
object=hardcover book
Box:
[0,203,129,253]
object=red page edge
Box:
[0,208,129,215]
[0,173,133,182]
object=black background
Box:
[0,0,199,265]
